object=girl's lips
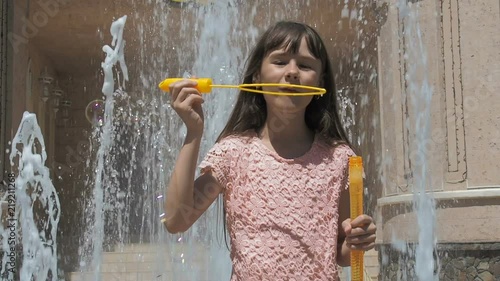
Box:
[278,86,301,93]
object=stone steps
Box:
[68,272,206,281]
[68,242,211,281]
[70,243,380,281]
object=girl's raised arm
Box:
[163,132,223,233]
[163,79,223,233]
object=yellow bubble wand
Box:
[158,78,326,96]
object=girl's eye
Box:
[299,64,311,69]
[273,60,287,65]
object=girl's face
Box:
[255,37,323,112]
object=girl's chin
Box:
[271,97,313,110]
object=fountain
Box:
[1,0,499,280]
[0,112,61,280]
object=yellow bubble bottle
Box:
[349,156,364,281]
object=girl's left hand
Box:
[341,215,377,251]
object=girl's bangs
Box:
[263,26,322,59]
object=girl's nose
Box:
[286,71,299,80]
[285,63,299,80]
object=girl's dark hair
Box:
[216,21,350,146]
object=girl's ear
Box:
[253,73,260,83]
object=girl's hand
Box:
[341,214,377,251]
[169,79,205,134]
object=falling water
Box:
[0,112,61,280]
[77,15,129,280]
[335,0,438,279]
[400,1,438,279]
[94,14,128,277]
[374,1,438,280]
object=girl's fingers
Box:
[346,233,376,245]
[175,87,201,105]
[349,223,377,237]
[169,79,199,102]
[350,214,374,228]
[347,241,376,251]
[181,94,204,107]
[346,229,376,251]
[341,218,352,235]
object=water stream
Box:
[1,112,61,280]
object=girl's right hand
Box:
[169,79,205,134]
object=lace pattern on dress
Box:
[199,133,354,281]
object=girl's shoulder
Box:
[316,136,355,158]
[332,143,355,158]
[217,131,255,146]
[212,131,256,155]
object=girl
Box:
[164,21,377,280]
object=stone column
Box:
[376,0,500,279]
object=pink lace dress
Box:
[199,132,354,281]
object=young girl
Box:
[164,21,376,280]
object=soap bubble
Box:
[85,99,105,126]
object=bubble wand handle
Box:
[349,156,364,281]
[158,78,216,93]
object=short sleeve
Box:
[199,137,237,189]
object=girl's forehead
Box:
[278,36,305,49]
[268,37,303,51]
[267,42,317,58]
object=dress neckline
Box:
[251,132,319,163]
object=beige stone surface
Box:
[377,0,500,244]
[381,203,500,243]
[459,0,500,188]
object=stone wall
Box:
[376,0,500,278]
[439,246,500,281]
[379,243,500,280]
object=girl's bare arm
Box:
[163,132,222,233]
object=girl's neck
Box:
[258,110,314,143]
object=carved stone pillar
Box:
[441,0,467,185]
[376,0,500,279]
